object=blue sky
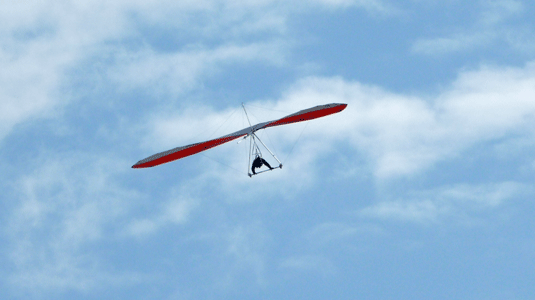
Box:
[2,0,535,299]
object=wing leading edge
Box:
[132,103,347,168]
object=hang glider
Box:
[132,103,347,170]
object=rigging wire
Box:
[200,102,308,176]
[244,108,274,151]
[207,106,239,139]
[242,108,249,173]
[283,121,309,164]
[244,103,291,114]
[243,102,307,166]
[242,102,252,127]
[197,105,251,176]
[246,109,262,124]
[262,128,279,159]
[243,105,281,162]
[247,132,253,174]
[200,153,248,176]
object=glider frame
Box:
[131,103,347,172]
[246,132,283,177]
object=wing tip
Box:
[132,162,145,169]
[335,103,348,112]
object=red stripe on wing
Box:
[265,103,347,129]
[132,134,246,168]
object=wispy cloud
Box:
[108,41,288,98]
[127,196,198,237]
[4,1,535,297]
[218,224,269,288]
[141,60,535,189]
[290,62,535,178]
[479,0,523,25]
[6,153,140,291]
[359,181,530,223]
[311,0,391,13]
[10,59,533,294]
[412,32,494,55]
[411,0,532,55]
[279,255,335,276]
[306,222,383,244]
[1,0,381,144]
[360,199,443,223]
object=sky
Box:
[1,0,535,299]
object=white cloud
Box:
[218,224,269,288]
[411,32,494,55]
[411,0,530,55]
[306,222,383,244]
[127,197,198,237]
[0,0,130,142]
[143,61,535,184]
[108,41,287,97]
[311,0,390,12]
[279,255,335,276]
[480,0,523,25]
[1,0,379,144]
[6,153,140,291]
[0,42,73,141]
[359,181,530,223]
[288,63,535,178]
[360,199,445,223]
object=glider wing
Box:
[132,131,248,168]
[132,103,347,168]
[263,103,347,130]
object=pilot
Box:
[251,156,273,175]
